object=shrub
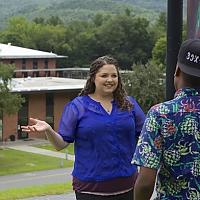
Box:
[123,60,165,113]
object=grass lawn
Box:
[0,148,73,176]
[0,182,72,200]
[33,143,74,155]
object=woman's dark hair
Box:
[79,55,133,110]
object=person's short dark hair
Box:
[178,39,200,77]
[181,71,200,86]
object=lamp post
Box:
[166,0,183,100]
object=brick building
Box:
[0,43,86,142]
[2,77,86,142]
[0,43,67,78]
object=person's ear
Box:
[91,76,95,83]
[174,65,181,77]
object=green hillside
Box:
[114,0,167,11]
[0,0,179,29]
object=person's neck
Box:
[175,78,190,90]
[176,83,194,91]
[89,93,113,102]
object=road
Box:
[0,168,72,190]
[23,193,76,200]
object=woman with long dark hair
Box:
[22,55,145,200]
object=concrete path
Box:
[9,145,75,161]
[0,168,72,191]
[23,193,76,200]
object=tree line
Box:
[0,11,167,69]
[0,11,170,115]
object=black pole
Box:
[166,0,183,100]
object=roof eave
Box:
[0,55,67,59]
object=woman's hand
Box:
[21,118,51,133]
[21,118,68,150]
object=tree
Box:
[46,16,64,26]
[1,17,36,48]
[94,14,154,69]
[150,12,167,41]
[61,20,97,66]
[33,17,46,24]
[0,63,24,118]
[123,60,165,113]
[152,36,167,66]
[92,13,107,27]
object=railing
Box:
[14,68,132,80]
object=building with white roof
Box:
[0,43,66,59]
[2,76,86,142]
[0,43,67,78]
[10,77,86,93]
[0,43,87,142]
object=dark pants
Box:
[75,189,133,200]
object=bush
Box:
[123,60,165,113]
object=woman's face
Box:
[94,64,118,96]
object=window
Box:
[33,72,39,77]
[33,60,38,69]
[22,72,28,77]
[18,95,28,139]
[22,59,26,69]
[45,71,50,77]
[0,119,2,142]
[46,93,54,129]
[33,60,39,77]
[45,59,48,69]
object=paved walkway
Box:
[1,138,75,161]
[9,145,75,161]
[22,193,76,200]
[0,168,72,191]
[0,138,49,147]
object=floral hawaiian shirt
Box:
[132,88,200,200]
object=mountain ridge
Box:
[0,0,185,29]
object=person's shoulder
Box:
[127,95,135,100]
[63,96,87,115]
[127,96,143,109]
[68,95,87,106]
[148,99,175,115]
[62,96,83,108]
[127,95,137,103]
[71,95,84,102]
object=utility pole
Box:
[166,0,183,100]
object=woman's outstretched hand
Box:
[21,118,51,133]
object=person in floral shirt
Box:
[132,39,200,200]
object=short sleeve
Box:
[129,96,146,138]
[132,107,163,170]
[58,101,78,143]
